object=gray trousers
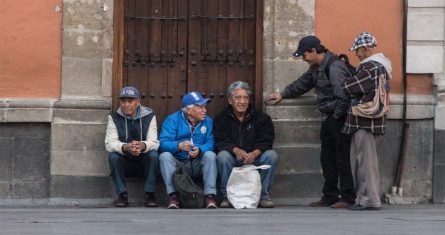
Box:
[350,129,381,207]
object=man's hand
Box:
[188,146,200,158]
[244,149,261,165]
[178,140,194,152]
[233,147,249,161]
[265,92,283,105]
[123,141,146,156]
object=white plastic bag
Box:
[226,164,271,209]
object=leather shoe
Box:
[331,201,353,209]
[348,204,381,211]
[115,192,129,207]
[144,192,158,207]
[310,199,337,207]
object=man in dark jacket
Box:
[215,81,278,208]
[105,87,160,207]
[266,35,356,208]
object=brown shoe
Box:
[115,192,129,207]
[310,199,337,207]
[330,200,352,209]
[258,199,274,208]
[219,198,233,208]
[144,192,158,207]
[205,194,217,209]
[167,194,180,209]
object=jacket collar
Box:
[225,104,254,123]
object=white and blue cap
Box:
[118,86,140,99]
[350,32,377,51]
[182,91,210,107]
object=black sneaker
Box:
[205,194,217,209]
[144,192,158,207]
[115,192,129,207]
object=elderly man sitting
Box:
[159,91,218,209]
[214,81,279,208]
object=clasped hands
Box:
[233,147,260,165]
[123,141,146,156]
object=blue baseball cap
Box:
[293,35,321,57]
[182,91,210,107]
[118,86,140,99]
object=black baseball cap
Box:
[293,35,321,57]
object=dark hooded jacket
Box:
[213,104,275,156]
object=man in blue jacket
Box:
[159,91,217,209]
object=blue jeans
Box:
[108,150,159,194]
[159,151,217,195]
[216,150,279,200]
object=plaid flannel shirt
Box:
[341,60,388,135]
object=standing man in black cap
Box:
[105,86,160,207]
[266,35,356,208]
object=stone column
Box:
[407,0,445,203]
[49,0,115,205]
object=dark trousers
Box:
[320,116,355,203]
[108,150,159,194]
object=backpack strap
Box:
[324,55,339,77]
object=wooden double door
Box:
[115,0,263,122]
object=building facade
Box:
[0,0,443,205]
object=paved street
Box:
[1,205,445,235]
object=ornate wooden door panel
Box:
[187,0,257,118]
[122,0,260,122]
[124,0,187,122]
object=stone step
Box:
[273,120,321,145]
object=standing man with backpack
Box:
[266,35,356,208]
[342,32,392,211]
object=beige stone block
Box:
[407,46,443,73]
[408,11,444,41]
[63,29,106,58]
[5,108,53,122]
[62,57,103,97]
[53,109,109,124]
[263,33,275,59]
[102,58,113,97]
[63,0,112,31]
[409,0,445,7]
[274,0,314,34]
[263,0,275,34]
[51,150,109,176]
[51,123,106,151]
[273,59,309,90]
[263,59,275,94]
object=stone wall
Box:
[407,0,445,203]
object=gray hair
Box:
[181,104,195,113]
[227,81,252,98]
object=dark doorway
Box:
[114,0,263,122]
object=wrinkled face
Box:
[228,88,250,116]
[186,104,207,122]
[355,47,368,61]
[119,98,140,118]
[302,48,318,65]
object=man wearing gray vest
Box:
[105,86,160,207]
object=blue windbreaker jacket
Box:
[159,110,214,160]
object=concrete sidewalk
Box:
[1,205,444,235]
